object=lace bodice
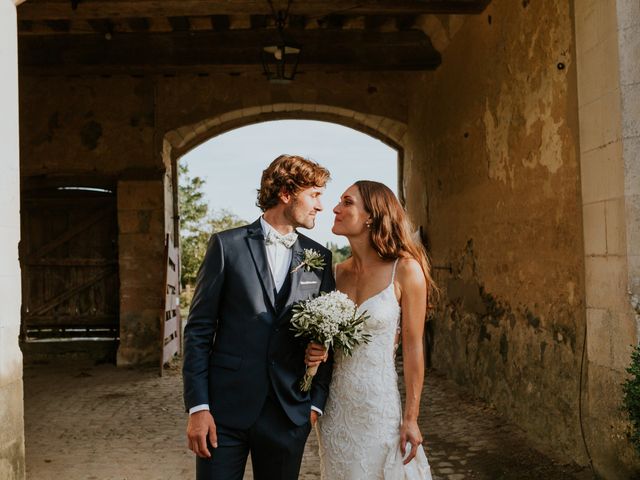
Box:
[317,260,432,479]
[333,282,400,380]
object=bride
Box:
[307,180,435,480]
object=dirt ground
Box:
[24,359,593,480]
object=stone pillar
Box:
[616,0,640,339]
[117,179,166,366]
[574,1,640,477]
[0,0,25,478]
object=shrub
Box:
[623,344,640,453]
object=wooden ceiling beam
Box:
[18,0,491,21]
[20,63,437,76]
[19,29,441,73]
[167,16,190,32]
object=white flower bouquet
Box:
[290,290,371,391]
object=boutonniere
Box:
[291,248,326,273]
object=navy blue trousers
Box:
[196,395,312,480]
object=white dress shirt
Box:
[189,217,322,416]
[260,217,293,292]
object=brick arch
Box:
[163,103,407,160]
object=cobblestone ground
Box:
[25,360,593,480]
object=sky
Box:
[181,120,397,247]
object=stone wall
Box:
[574,0,640,477]
[19,76,157,176]
[404,0,589,469]
[117,180,166,366]
[19,75,164,366]
[0,0,25,478]
[18,71,408,366]
[16,2,639,473]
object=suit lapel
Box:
[245,219,277,311]
[280,236,304,317]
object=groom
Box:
[182,154,334,480]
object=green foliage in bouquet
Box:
[290,291,370,356]
[290,291,371,391]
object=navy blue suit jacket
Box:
[182,218,335,429]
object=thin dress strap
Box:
[390,258,399,284]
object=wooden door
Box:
[20,186,119,343]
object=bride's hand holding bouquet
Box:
[290,290,370,392]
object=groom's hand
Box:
[305,342,328,367]
[187,410,217,458]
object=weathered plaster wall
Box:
[19,76,157,176]
[405,0,588,468]
[0,0,25,478]
[19,70,408,366]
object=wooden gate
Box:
[20,186,119,344]
[161,233,181,374]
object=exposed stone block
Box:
[627,194,640,257]
[240,106,261,118]
[575,1,599,55]
[118,209,165,235]
[582,201,607,255]
[0,226,20,275]
[585,362,639,480]
[117,181,164,211]
[580,141,625,203]
[0,379,24,480]
[163,130,183,149]
[120,285,164,311]
[218,109,243,123]
[605,196,628,256]
[618,25,640,86]
[621,83,640,139]
[117,309,163,366]
[617,0,640,31]
[585,256,629,312]
[0,325,22,387]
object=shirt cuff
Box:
[311,405,323,416]
[189,404,210,415]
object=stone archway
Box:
[114,99,408,370]
[6,1,640,478]
[159,104,408,253]
[165,103,407,156]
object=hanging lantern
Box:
[261,2,300,84]
[261,35,300,84]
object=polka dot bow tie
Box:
[265,230,298,249]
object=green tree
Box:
[178,163,208,237]
[178,163,247,289]
[179,163,209,289]
[326,242,351,266]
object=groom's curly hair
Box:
[257,155,330,212]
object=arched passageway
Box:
[177,118,399,245]
[161,106,407,249]
[3,0,640,478]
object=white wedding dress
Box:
[317,260,432,480]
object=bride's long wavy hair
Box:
[354,180,437,308]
